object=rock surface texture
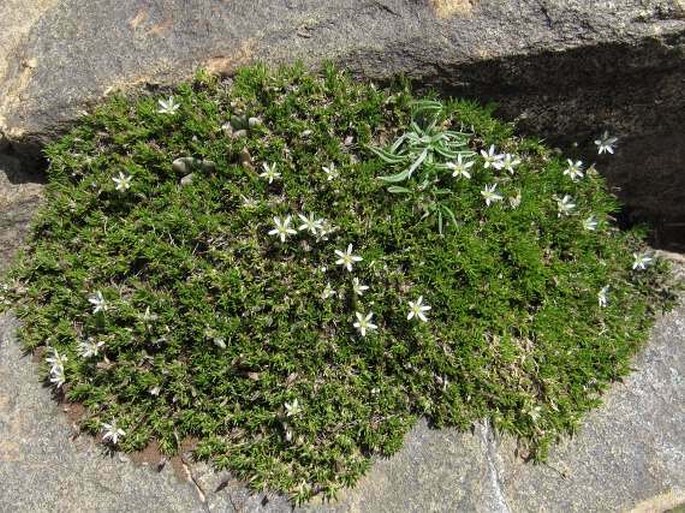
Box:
[1,0,684,245]
[1,1,685,511]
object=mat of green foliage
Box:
[0,64,676,503]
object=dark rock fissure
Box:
[351,38,684,250]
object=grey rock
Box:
[172,156,200,175]
[0,154,44,274]
[1,2,685,510]
[494,295,685,513]
[0,314,206,513]
[180,173,195,186]
[0,0,684,245]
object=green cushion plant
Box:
[0,63,677,504]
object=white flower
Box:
[49,365,66,388]
[481,183,503,206]
[297,212,324,234]
[157,96,180,115]
[102,419,126,445]
[352,277,369,297]
[353,311,378,337]
[563,159,584,181]
[583,215,599,231]
[556,195,576,216]
[112,171,133,192]
[480,145,504,169]
[259,162,281,184]
[598,285,610,308]
[284,398,302,417]
[46,347,68,373]
[407,296,431,322]
[595,131,618,155]
[335,244,363,272]
[268,216,297,242]
[50,366,65,387]
[446,154,474,179]
[240,195,258,209]
[509,191,522,209]
[88,291,108,314]
[322,163,339,181]
[78,337,105,358]
[632,252,653,271]
[321,282,336,300]
[500,153,521,174]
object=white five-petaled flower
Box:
[353,311,378,337]
[352,277,369,297]
[563,159,584,181]
[480,145,504,169]
[446,154,474,179]
[322,163,339,181]
[499,153,521,174]
[335,244,363,272]
[112,171,133,192]
[321,282,336,300]
[268,216,297,242]
[157,96,180,115]
[481,183,503,206]
[88,291,108,314]
[583,215,599,231]
[595,131,618,155]
[102,419,126,445]
[407,296,431,322]
[297,212,324,234]
[598,285,610,308]
[556,195,576,216]
[632,252,653,271]
[78,337,105,358]
[259,162,281,184]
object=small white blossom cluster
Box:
[268,212,332,243]
[480,145,521,174]
[323,243,432,337]
[472,146,524,209]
